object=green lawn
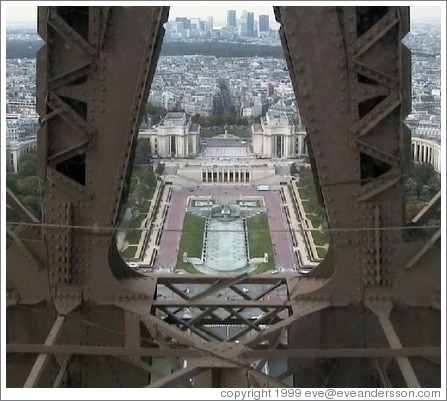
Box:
[177,264,202,274]
[126,228,142,245]
[298,189,320,214]
[296,168,321,208]
[176,213,206,271]
[122,211,146,230]
[296,167,329,246]
[176,213,274,274]
[307,213,321,229]
[253,262,274,274]
[316,246,327,259]
[246,213,275,271]
[139,200,151,213]
[297,187,312,201]
[121,245,137,259]
[312,230,330,247]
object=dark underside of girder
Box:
[6,6,440,388]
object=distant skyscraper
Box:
[208,16,213,33]
[259,15,269,32]
[247,12,254,37]
[175,17,190,30]
[227,10,236,27]
[239,22,248,37]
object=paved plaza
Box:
[156,186,295,270]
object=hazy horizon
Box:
[4,4,444,26]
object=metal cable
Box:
[5,220,441,233]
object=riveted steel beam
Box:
[404,229,441,269]
[8,344,439,359]
[47,11,97,59]
[7,5,440,389]
[189,273,250,301]
[115,356,166,380]
[370,358,392,388]
[145,365,205,388]
[23,316,66,387]
[6,187,40,224]
[253,328,284,372]
[365,300,420,388]
[248,369,287,388]
[52,355,72,388]
[153,299,288,308]
[411,191,441,225]
[347,9,399,56]
[244,300,330,348]
[6,228,43,271]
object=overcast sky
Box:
[4,3,444,25]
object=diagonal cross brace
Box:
[365,299,421,388]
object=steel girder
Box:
[6,6,440,388]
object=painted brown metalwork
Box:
[6,6,440,388]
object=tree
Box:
[411,164,437,196]
[18,150,37,177]
[16,176,40,196]
[126,193,139,219]
[155,162,165,176]
[405,201,426,222]
[134,138,151,165]
[140,168,157,188]
[145,102,167,126]
[404,163,441,223]
[6,177,18,193]
[405,164,440,200]
[20,195,42,219]
[7,149,42,221]
[290,163,298,175]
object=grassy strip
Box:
[176,213,206,271]
[122,211,147,245]
[301,200,315,215]
[126,229,142,245]
[312,230,330,247]
[307,214,321,229]
[297,187,312,201]
[253,263,274,274]
[121,246,137,259]
[246,213,275,271]
[316,246,327,259]
[135,213,147,227]
[139,200,151,213]
[296,167,329,248]
[177,264,202,274]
